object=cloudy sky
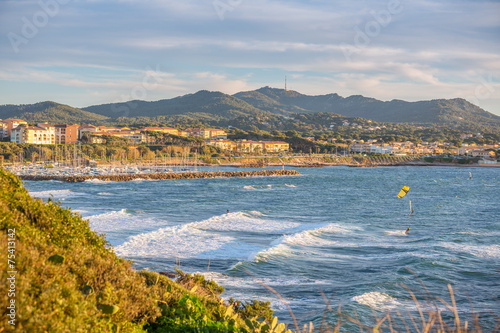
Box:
[1,0,499,115]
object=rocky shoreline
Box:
[19,169,301,183]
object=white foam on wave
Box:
[84,179,112,184]
[384,230,408,236]
[440,243,500,259]
[192,212,299,233]
[29,189,83,200]
[251,223,361,261]
[130,178,160,182]
[86,209,164,233]
[98,192,113,196]
[246,210,265,216]
[242,184,275,190]
[285,184,296,188]
[277,223,361,246]
[115,224,263,259]
[114,212,303,259]
[115,225,233,258]
[351,292,402,311]
[199,272,323,290]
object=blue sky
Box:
[1,0,499,116]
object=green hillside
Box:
[83,90,269,120]
[0,102,109,124]
[235,87,500,131]
[2,88,499,133]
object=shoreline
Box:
[19,169,301,183]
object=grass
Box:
[0,167,497,332]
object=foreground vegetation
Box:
[0,168,290,332]
[0,168,498,332]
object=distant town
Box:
[0,118,498,165]
[0,119,290,153]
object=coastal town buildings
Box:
[1,118,497,161]
[238,140,267,153]
[206,139,290,153]
[185,128,227,139]
[78,124,100,139]
[347,140,498,160]
[11,124,56,144]
[1,118,28,139]
[143,127,180,135]
[263,141,290,152]
[206,139,237,152]
[0,121,7,140]
[54,124,80,144]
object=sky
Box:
[0,0,499,116]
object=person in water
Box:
[227,209,230,214]
[405,227,410,234]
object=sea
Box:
[24,166,500,330]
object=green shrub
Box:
[229,298,274,323]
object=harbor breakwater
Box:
[19,169,301,183]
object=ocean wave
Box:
[115,224,263,259]
[113,212,307,259]
[199,272,324,289]
[86,209,165,233]
[440,243,500,259]
[250,223,361,261]
[29,189,84,200]
[242,185,275,190]
[351,292,402,311]
[190,211,299,233]
[84,179,112,184]
[384,230,409,236]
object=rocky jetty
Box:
[19,169,301,183]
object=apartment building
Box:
[11,124,56,144]
[262,141,290,153]
[0,120,7,140]
[202,129,227,139]
[79,124,100,139]
[91,130,145,144]
[238,140,265,153]
[54,124,79,144]
[142,127,179,135]
[1,118,28,139]
[185,128,227,139]
[206,139,237,151]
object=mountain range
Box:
[1,87,499,132]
